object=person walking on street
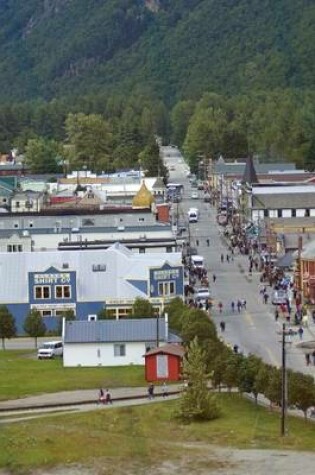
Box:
[275,308,279,322]
[220,321,226,332]
[148,383,154,400]
[98,388,105,404]
[231,301,235,313]
[221,253,224,263]
[237,300,242,313]
[298,327,304,340]
[218,301,223,313]
[263,293,269,304]
[105,388,112,404]
[242,299,247,309]
[306,353,311,366]
[213,273,216,283]
[226,254,230,263]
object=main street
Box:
[163,146,315,376]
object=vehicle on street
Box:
[272,290,288,305]
[195,287,211,301]
[188,208,199,223]
[38,341,63,359]
[191,255,204,269]
[191,191,198,199]
[204,193,211,203]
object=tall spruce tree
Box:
[177,337,220,422]
[0,305,16,350]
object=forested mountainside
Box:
[0,0,313,103]
[0,0,314,171]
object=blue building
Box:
[0,243,184,333]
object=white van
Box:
[188,208,199,223]
[191,255,204,269]
[38,341,63,359]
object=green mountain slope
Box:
[0,0,313,102]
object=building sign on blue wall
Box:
[33,272,71,285]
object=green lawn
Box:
[0,350,145,400]
[0,394,314,473]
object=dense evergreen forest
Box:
[0,0,314,170]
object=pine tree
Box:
[177,338,220,422]
[23,309,46,348]
[0,305,16,350]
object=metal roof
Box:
[64,318,167,343]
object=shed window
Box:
[114,344,126,357]
[156,354,168,378]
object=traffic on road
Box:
[162,146,315,376]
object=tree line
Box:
[1,298,314,422]
[165,298,315,422]
[0,89,314,176]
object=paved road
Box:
[163,147,315,376]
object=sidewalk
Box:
[0,384,183,412]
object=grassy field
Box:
[0,350,145,400]
[0,394,314,473]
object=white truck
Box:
[188,207,199,223]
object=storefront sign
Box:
[33,273,71,285]
[153,269,180,280]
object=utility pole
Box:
[281,322,287,437]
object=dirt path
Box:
[2,445,314,475]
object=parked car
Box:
[195,287,211,301]
[272,290,288,305]
[191,191,198,199]
[38,341,63,359]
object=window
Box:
[282,209,292,218]
[82,218,95,226]
[92,264,107,272]
[55,285,71,299]
[305,209,310,217]
[117,308,132,318]
[34,286,51,300]
[114,344,126,357]
[296,209,306,217]
[277,209,282,218]
[138,217,144,222]
[156,354,168,378]
[292,209,296,217]
[139,248,145,254]
[166,246,172,253]
[8,244,23,252]
[15,201,20,208]
[42,310,52,317]
[158,281,175,296]
[29,222,33,228]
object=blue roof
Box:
[64,318,169,343]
